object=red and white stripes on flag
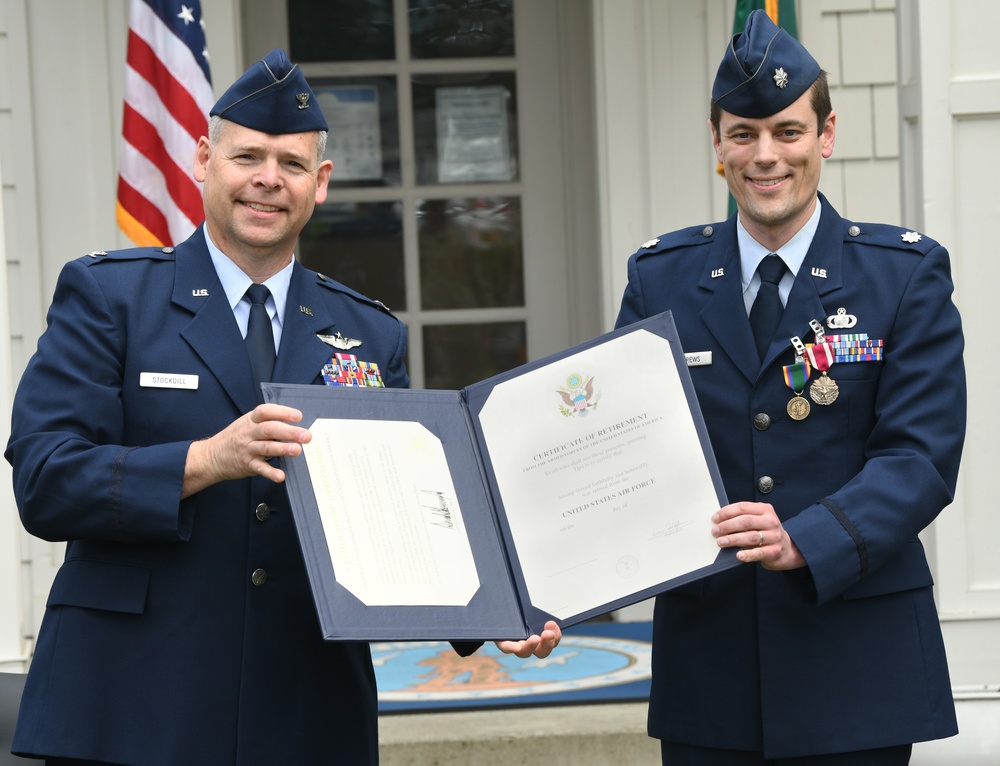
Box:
[116,0,213,247]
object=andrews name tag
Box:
[685,351,712,367]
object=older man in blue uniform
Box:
[6,49,558,766]
[616,11,965,765]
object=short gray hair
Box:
[208,115,328,163]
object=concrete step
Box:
[379,702,659,765]
[380,696,1000,765]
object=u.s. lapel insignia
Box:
[317,331,362,350]
[299,305,314,317]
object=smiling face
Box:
[194,120,333,280]
[712,87,835,251]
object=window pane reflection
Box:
[418,196,523,310]
[423,321,526,389]
[409,0,515,59]
[288,0,395,62]
[298,202,406,311]
[313,77,400,188]
[412,72,518,185]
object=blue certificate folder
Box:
[263,310,737,642]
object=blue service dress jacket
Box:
[615,195,965,759]
[5,226,409,765]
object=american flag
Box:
[116,0,213,247]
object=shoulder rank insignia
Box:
[901,231,922,244]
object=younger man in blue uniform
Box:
[616,11,965,765]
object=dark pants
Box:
[662,742,912,766]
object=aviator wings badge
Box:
[317,332,362,350]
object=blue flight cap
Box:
[210,48,328,133]
[712,9,821,118]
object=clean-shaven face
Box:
[194,120,332,275]
[712,89,835,249]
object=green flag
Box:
[732,0,798,37]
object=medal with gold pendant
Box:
[783,336,812,421]
[806,319,839,405]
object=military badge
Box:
[826,307,857,329]
[783,336,811,421]
[824,334,884,363]
[318,332,362,350]
[321,353,384,387]
[806,319,839,406]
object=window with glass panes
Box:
[289,0,526,390]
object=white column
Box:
[0,141,27,672]
[899,0,1000,688]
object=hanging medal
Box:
[806,319,839,405]
[783,336,812,421]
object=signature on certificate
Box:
[420,489,455,530]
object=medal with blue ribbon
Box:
[784,336,812,421]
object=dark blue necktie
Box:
[244,283,275,387]
[749,254,787,361]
